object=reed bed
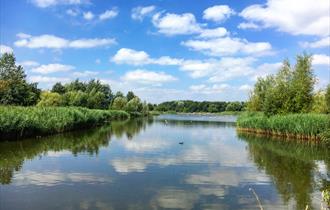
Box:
[0,106,129,140]
[237,112,330,142]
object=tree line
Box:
[247,54,330,116]
[0,53,149,114]
[155,100,246,113]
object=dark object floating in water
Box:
[179,142,184,145]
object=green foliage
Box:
[311,91,327,114]
[51,82,66,94]
[126,91,135,101]
[225,101,245,112]
[248,54,316,115]
[156,100,245,113]
[111,96,127,110]
[326,84,330,114]
[0,106,129,140]
[0,53,40,106]
[237,112,330,140]
[124,97,143,112]
[37,91,63,107]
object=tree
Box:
[225,102,243,112]
[114,91,124,98]
[311,91,327,114]
[51,82,66,94]
[247,76,274,112]
[0,53,40,105]
[325,84,330,113]
[86,88,107,109]
[126,91,135,101]
[62,91,88,107]
[111,96,127,110]
[290,54,314,113]
[37,91,63,107]
[125,97,142,112]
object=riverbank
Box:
[237,112,330,142]
[150,110,243,116]
[0,106,129,140]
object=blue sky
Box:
[0,0,329,103]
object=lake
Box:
[0,114,329,210]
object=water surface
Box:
[0,115,329,210]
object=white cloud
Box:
[16,33,31,39]
[72,70,99,77]
[182,36,272,56]
[250,62,282,81]
[131,5,156,21]
[301,37,330,48]
[99,9,118,21]
[28,75,70,83]
[18,60,40,67]
[152,12,202,35]
[313,54,330,66]
[238,22,259,29]
[0,45,13,54]
[121,69,177,85]
[112,48,150,65]
[240,0,330,36]
[66,9,79,16]
[31,0,86,8]
[14,34,115,49]
[203,5,235,22]
[239,84,253,92]
[31,63,74,74]
[179,60,216,78]
[198,27,228,38]
[190,84,229,94]
[83,11,94,20]
[111,48,182,66]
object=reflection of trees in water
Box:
[155,119,236,128]
[238,133,330,210]
[0,118,150,184]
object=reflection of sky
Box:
[1,115,327,210]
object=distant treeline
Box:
[154,100,246,113]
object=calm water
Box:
[0,114,329,210]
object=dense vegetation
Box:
[155,100,245,113]
[237,112,330,141]
[0,106,129,140]
[239,54,329,141]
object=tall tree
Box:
[0,53,40,105]
[325,84,330,114]
[126,91,135,102]
[51,82,66,94]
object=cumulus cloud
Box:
[99,8,118,21]
[131,5,156,21]
[198,27,228,38]
[111,48,182,66]
[301,37,330,48]
[238,22,259,30]
[83,11,94,20]
[203,5,235,22]
[121,69,177,85]
[190,84,229,94]
[0,45,13,54]
[28,75,70,83]
[14,34,116,49]
[240,0,330,36]
[18,60,40,67]
[152,12,202,35]
[312,54,330,66]
[31,0,87,8]
[72,70,99,77]
[182,37,272,56]
[31,63,75,74]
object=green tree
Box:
[62,91,88,107]
[51,82,66,94]
[111,96,127,110]
[114,91,124,98]
[86,88,107,109]
[125,96,142,112]
[290,54,315,113]
[37,91,63,107]
[225,102,243,112]
[126,91,135,101]
[311,91,327,114]
[0,53,40,105]
[325,84,330,113]
[247,76,274,112]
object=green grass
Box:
[237,112,330,142]
[0,106,129,140]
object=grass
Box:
[237,112,330,142]
[0,106,129,140]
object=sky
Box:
[0,0,329,103]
